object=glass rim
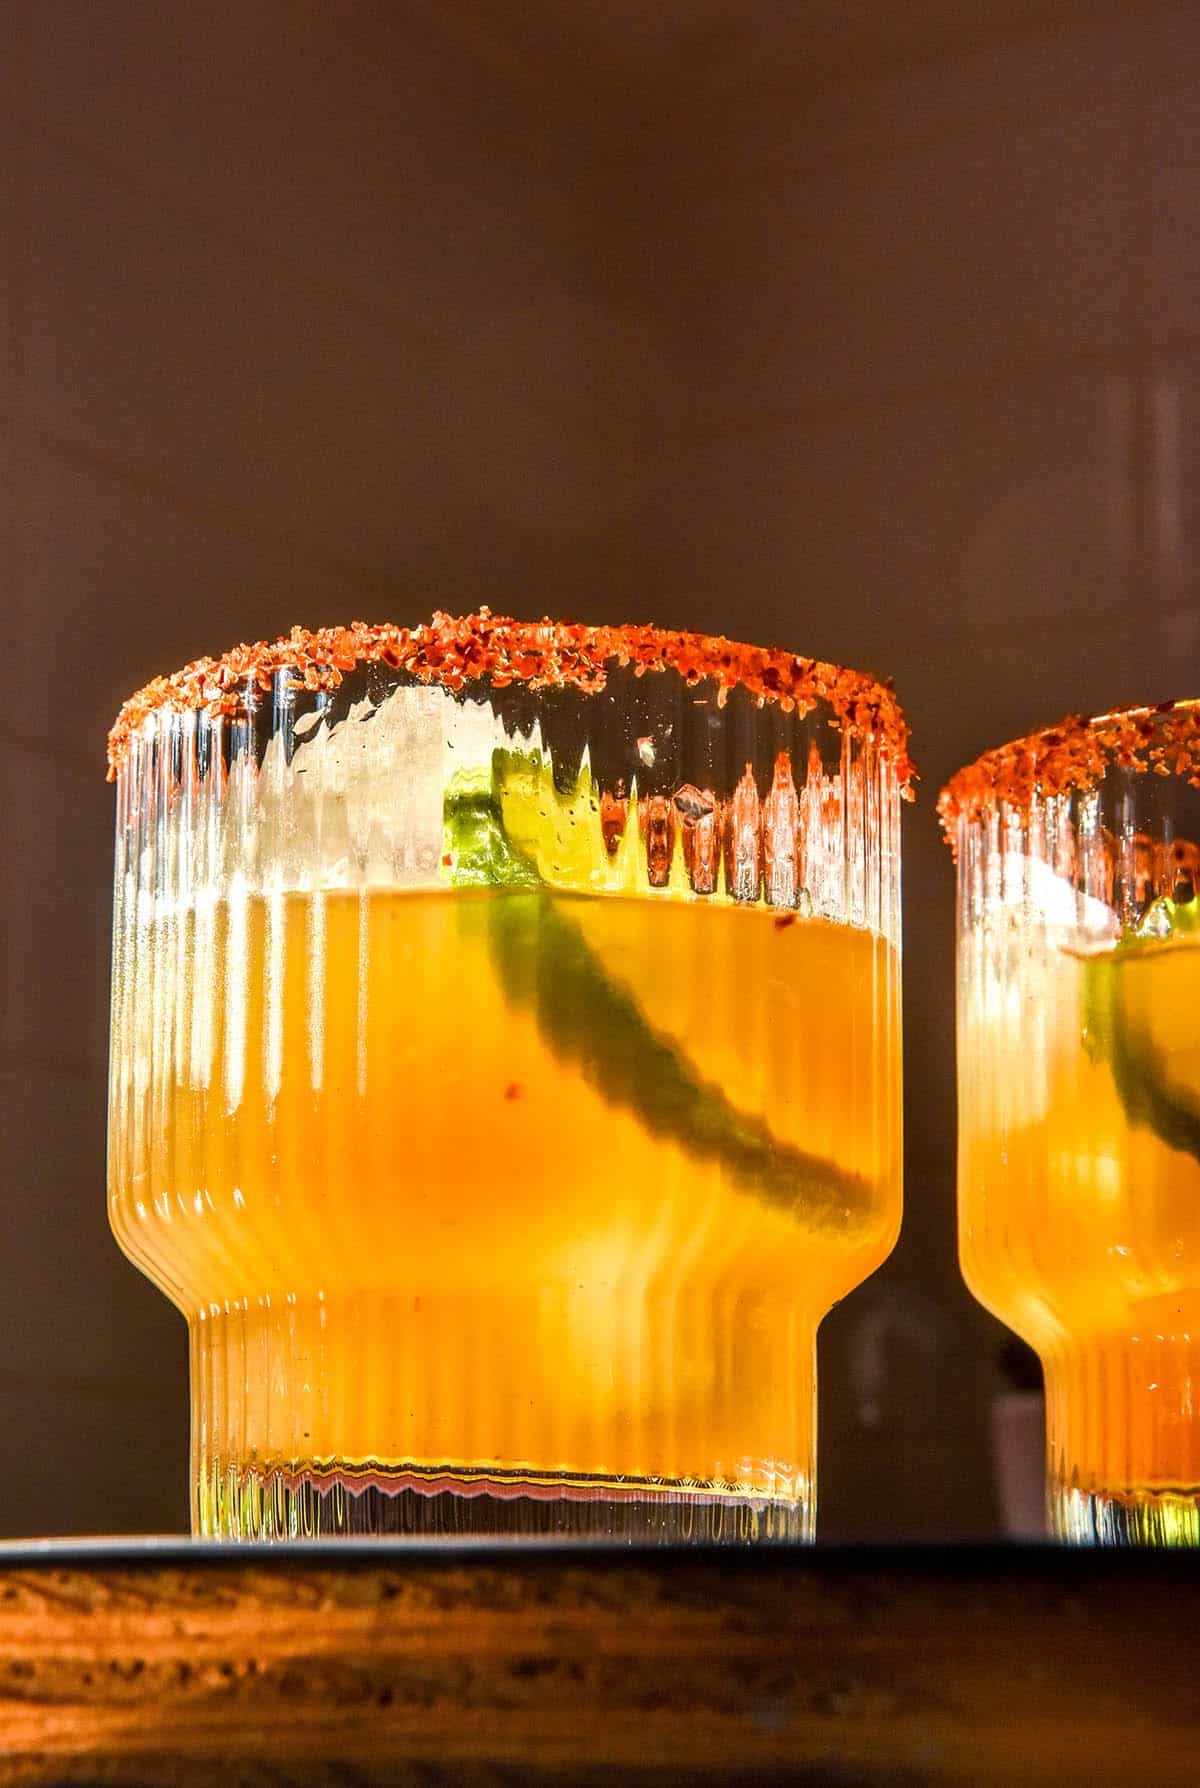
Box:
[105,608,915,790]
[937,694,1200,842]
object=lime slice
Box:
[444,772,539,890]
[444,757,876,1228]
[1082,896,1200,1164]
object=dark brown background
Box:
[0,0,1196,1537]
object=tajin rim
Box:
[107,608,916,788]
[937,696,1200,844]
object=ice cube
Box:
[263,680,449,890]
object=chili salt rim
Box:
[937,697,1200,847]
[106,609,916,789]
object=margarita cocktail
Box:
[108,613,908,1539]
[944,702,1200,1543]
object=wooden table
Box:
[0,1540,1196,1784]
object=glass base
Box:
[197,1462,812,1543]
[1051,1482,1200,1546]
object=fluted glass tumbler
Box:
[943,701,1200,1544]
[107,613,907,1540]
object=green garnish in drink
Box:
[1083,894,1200,1165]
[445,754,878,1227]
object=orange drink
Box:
[961,923,1200,1534]
[108,614,908,1539]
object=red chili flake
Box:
[442,852,452,867]
[329,628,358,671]
[503,1082,524,1101]
[774,912,797,930]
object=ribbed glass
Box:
[108,653,903,1540]
[955,704,1200,1543]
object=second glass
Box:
[108,613,907,1540]
[944,700,1200,1544]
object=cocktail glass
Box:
[108,612,907,1540]
[942,700,1200,1543]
